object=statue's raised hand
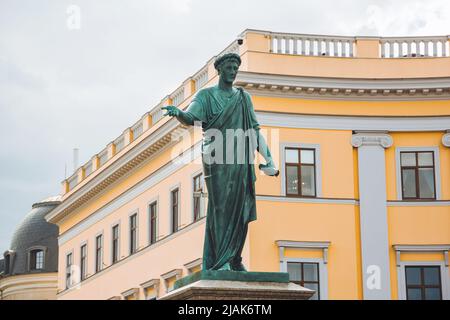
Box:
[161,106,180,117]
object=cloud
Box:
[0,0,448,253]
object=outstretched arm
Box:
[162,106,195,126]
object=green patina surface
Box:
[162,53,278,272]
[174,270,290,290]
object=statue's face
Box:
[219,60,239,84]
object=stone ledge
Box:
[174,270,289,290]
[161,279,314,300]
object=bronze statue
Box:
[163,52,278,271]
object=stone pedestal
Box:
[159,270,314,300]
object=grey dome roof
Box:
[4,196,61,276]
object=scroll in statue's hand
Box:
[259,162,280,177]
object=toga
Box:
[185,86,260,270]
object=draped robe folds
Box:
[186,86,260,270]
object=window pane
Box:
[401,153,416,166]
[36,251,44,269]
[406,267,421,285]
[300,150,314,164]
[402,169,416,198]
[407,288,422,300]
[285,149,299,163]
[304,283,319,300]
[286,166,298,194]
[418,168,435,198]
[303,263,319,282]
[423,267,440,286]
[301,165,315,196]
[418,152,433,166]
[424,288,441,300]
[287,263,302,282]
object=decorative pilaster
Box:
[141,112,151,131]
[123,128,133,146]
[351,132,393,300]
[107,142,116,159]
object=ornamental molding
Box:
[235,71,450,100]
[351,133,393,148]
[46,118,187,224]
[442,132,450,147]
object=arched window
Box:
[4,254,10,274]
[29,249,45,271]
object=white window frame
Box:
[394,245,450,300]
[121,287,140,300]
[184,257,203,275]
[395,146,442,200]
[27,246,47,271]
[191,170,206,222]
[161,268,183,293]
[280,143,322,197]
[140,279,160,300]
[276,240,329,300]
[65,250,74,289]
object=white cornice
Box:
[140,279,160,289]
[351,133,393,148]
[161,269,182,280]
[276,240,331,249]
[393,245,450,252]
[257,112,450,132]
[184,258,202,270]
[121,287,139,298]
[235,71,450,100]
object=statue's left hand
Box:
[162,106,180,117]
[259,162,279,177]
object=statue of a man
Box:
[162,52,278,271]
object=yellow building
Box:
[45,29,450,300]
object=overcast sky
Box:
[1,0,449,253]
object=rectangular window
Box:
[112,225,119,264]
[405,266,442,300]
[171,188,179,233]
[287,262,320,300]
[95,235,103,273]
[65,253,73,289]
[80,244,87,281]
[193,174,204,221]
[149,202,157,245]
[35,250,44,269]
[285,148,316,197]
[130,214,138,254]
[400,151,436,200]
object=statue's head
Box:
[214,52,241,84]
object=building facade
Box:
[0,197,60,300]
[46,29,450,300]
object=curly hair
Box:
[214,52,241,71]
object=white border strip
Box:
[256,112,450,132]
